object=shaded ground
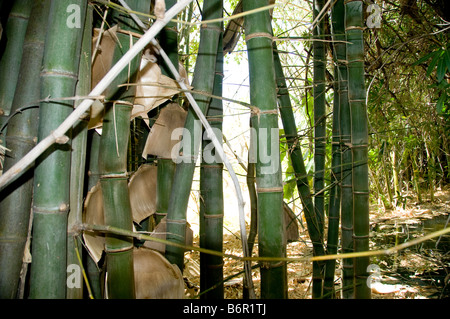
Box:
[183,186,450,299]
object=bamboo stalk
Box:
[84,130,103,297]
[272,42,326,297]
[200,34,225,299]
[98,0,151,299]
[0,0,195,191]
[312,0,327,298]
[29,0,87,299]
[332,0,353,298]
[323,0,344,299]
[0,0,32,141]
[130,0,179,227]
[247,140,258,256]
[155,158,176,224]
[0,0,49,299]
[158,0,179,76]
[244,0,286,299]
[66,4,92,299]
[345,0,370,299]
[165,0,222,272]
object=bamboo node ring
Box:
[246,32,273,42]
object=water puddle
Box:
[370,212,450,298]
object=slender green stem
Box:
[200,34,225,299]
[67,4,92,299]
[273,42,325,298]
[323,0,344,299]
[312,0,327,298]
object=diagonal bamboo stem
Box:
[78,221,450,264]
[0,0,194,191]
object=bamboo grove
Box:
[0,0,448,300]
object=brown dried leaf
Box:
[82,182,105,264]
[142,103,187,158]
[129,164,157,224]
[133,247,185,299]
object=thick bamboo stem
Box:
[345,0,370,299]
[200,35,225,299]
[335,0,353,297]
[244,0,286,299]
[0,0,32,138]
[29,0,87,299]
[98,0,151,299]
[0,0,49,299]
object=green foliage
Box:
[414,44,450,114]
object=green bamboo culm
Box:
[323,0,345,299]
[332,0,353,299]
[199,35,224,299]
[66,3,93,299]
[158,0,179,76]
[345,0,371,299]
[244,0,286,299]
[28,0,87,299]
[165,0,222,271]
[154,0,179,227]
[99,0,151,299]
[155,158,176,224]
[272,42,326,298]
[85,130,103,299]
[0,0,32,145]
[0,0,50,299]
[312,0,327,299]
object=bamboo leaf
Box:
[427,50,441,77]
[436,92,446,114]
[445,49,450,73]
[412,50,434,66]
[437,57,446,83]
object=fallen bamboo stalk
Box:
[0,0,194,191]
[77,222,450,264]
